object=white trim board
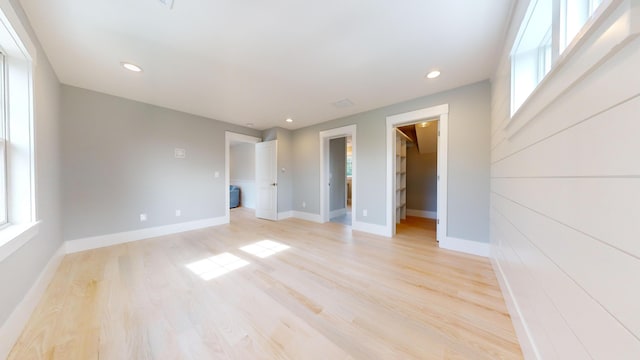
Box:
[352,221,388,237]
[291,211,323,223]
[0,244,65,359]
[491,256,540,360]
[438,236,490,257]
[277,211,294,220]
[65,216,228,253]
[406,209,437,219]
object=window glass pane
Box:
[561,0,590,52]
[511,0,553,113]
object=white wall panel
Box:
[490,0,640,358]
[491,210,593,359]
[492,204,640,359]
[493,178,640,258]
[493,96,640,178]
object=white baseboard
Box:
[352,221,390,237]
[291,211,323,223]
[491,255,540,360]
[65,216,228,253]
[278,211,294,220]
[438,236,490,257]
[0,244,65,359]
[406,209,437,219]
[329,208,347,218]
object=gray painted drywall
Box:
[230,143,255,180]
[406,144,437,212]
[0,0,63,326]
[261,127,293,213]
[292,80,491,243]
[61,86,261,240]
[329,137,346,212]
[230,143,256,208]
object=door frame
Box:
[319,125,356,224]
[225,132,261,222]
[385,104,448,240]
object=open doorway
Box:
[386,104,448,241]
[225,132,261,222]
[320,125,357,226]
[329,136,352,226]
[394,121,438,239]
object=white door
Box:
[255,140,278,220]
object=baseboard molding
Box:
[439,236,490,257]
[66,216,229,253]
[0,244,65,359]
[406,209,437,219]
[291,211,323,223]
[329,208,347,218]
[491,255,540,360]
[352,220,390,237]
[277,211,294,220]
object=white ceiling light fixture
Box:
[285,118,293,123]
[426,70,441,79]
[245,123,254,127]
[121,62,143,72]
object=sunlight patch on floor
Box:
[240,240,290,258]
[186,252,250,280]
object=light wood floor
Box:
[10,208,522,359]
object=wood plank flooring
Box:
[9,208,522,359]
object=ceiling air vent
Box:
[332,98,354,108]
[157,0,175,9]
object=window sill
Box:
[0,221,40,262]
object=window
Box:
[560,0,603,52]
[346,156,353,177]
[511,0,604,114]
[0,1,38,259]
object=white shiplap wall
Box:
[490,0,640,359]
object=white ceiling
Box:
[20,0,513,130]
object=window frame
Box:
[0,0,39,262]
[510,0,608,116]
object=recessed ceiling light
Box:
[122,62,143,72]
[426,70,441,79]
[245,123,254,127]
[285,118,293,123]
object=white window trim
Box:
[0,0,39,260]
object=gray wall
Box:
[292,80,491,243]
[230,143,255,180]
[261,127,293,213]
[61,86,260,240]
[329,137,346,212]
[0,0,63,326]
[230,143,256,209]
[406,144,437,212]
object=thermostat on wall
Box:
[174,148,186,158]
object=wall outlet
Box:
[363,209,368,217]
[140,213,147,222]
[175,209,181,217]
[302,201,306,208]
[214,171,220,178]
